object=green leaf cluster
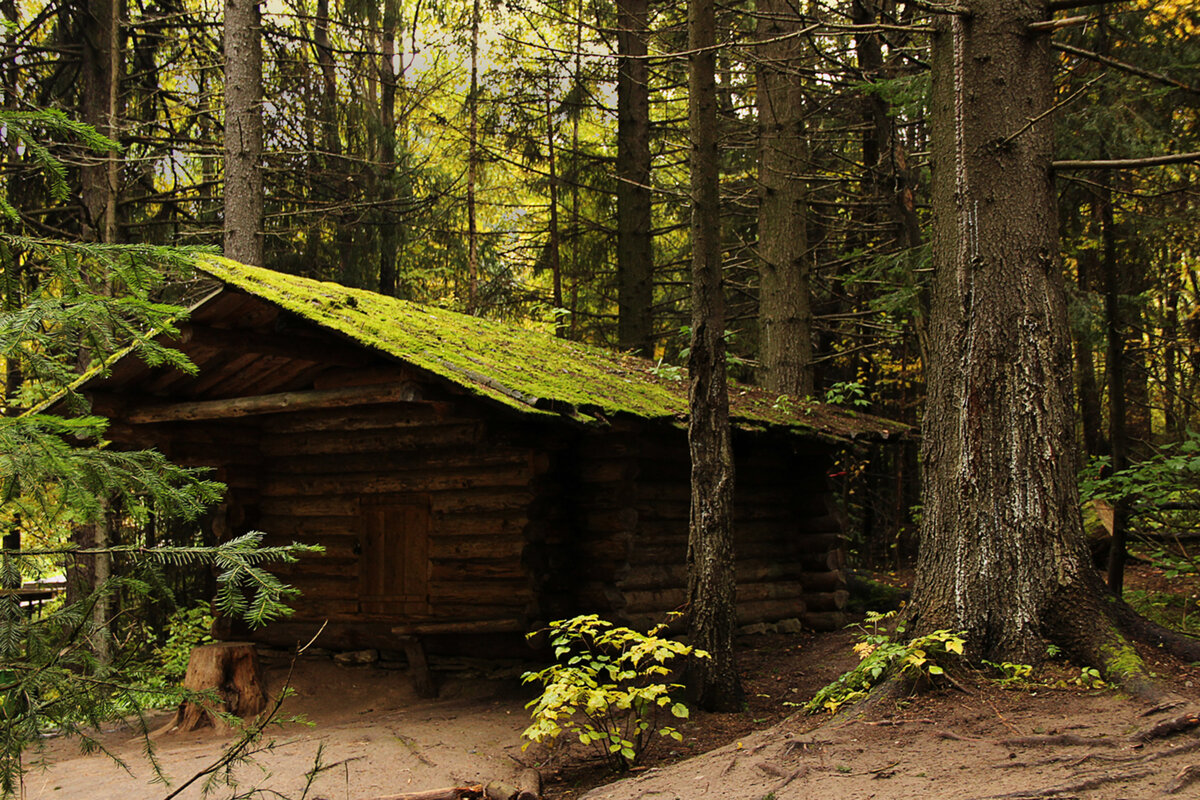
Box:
[805,611,966,714]
[521,615,705,772]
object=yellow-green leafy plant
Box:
[521,615,704,771]
[805,611,966,713]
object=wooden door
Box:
[358,497,431,617]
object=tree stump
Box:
[160,642,267,734]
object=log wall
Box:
[574,425,848,632]
[253,399,549,642]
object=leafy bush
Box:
[521,615,703,771]
[805,611,966,714]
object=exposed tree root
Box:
[978,767,1153,798]
[1000,734,1119,748]
[1134,712,1200,743]
[1166,763,1200,795]
[1113,600,1200,664]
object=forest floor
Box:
[22,564,1200,800]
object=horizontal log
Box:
[803,611,848,631]
[802,590,850,612]
[431,489,538,515]
[124,382,426,423]
[262,423,483,456]
[582,508,639,534]
[622,562,831,590]
[260,488,535,517]
[435,513,531,538]
[261,462,535,498]
[737,598,807,625]
[258,514,356,536]
[576,533,635,563]
[430,535,525,561]
[428,580,533,606]
[429,559,526,582]
[270,447,545,477]
[391,619,524,636]
[261,402,453,433]
[577,458,640,483]
[799,569,847,593]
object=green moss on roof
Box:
[196,257,902,441]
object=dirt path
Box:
[22,629,1200,800]
[581,688,1200,800]
[24,658,536,800]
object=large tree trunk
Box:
[685,0,743,713]
[616,0,654,358]
[911,0,1111,665]
[223,0,264,265]
[755,0,813,397]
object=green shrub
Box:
[521,615,704,771]
[805,611,966,713]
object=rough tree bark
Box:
[379,0,399,296]
[616,0,654,358]
[79,0,120,244]
[755,0,813,397]
[466,0,481,314]
[685,0,743,713]
[908,0,1197,681]
[223,0,264,265]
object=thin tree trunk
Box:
[685,0,743,713]
[466,0,480,314]
[223,0,263,265]
[80,0,120,244]
[1101,173,1129,594]
[755,0,813,397]
[545,88,564,338]
[616,0,654,357]
[379,0,399,296]
[1075,241,1104,457]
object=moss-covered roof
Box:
[195,257,902,442]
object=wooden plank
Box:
[260,462,534,497]
[429,535,524,561]
[259,403,452,434]
[171,322,371,367]
[125,382,424,423]
[261,423,482,456]
[360,500,431,617]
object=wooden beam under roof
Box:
[114,382,424,423]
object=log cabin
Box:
[80,257,901,657]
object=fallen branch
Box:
[360,786,484,800]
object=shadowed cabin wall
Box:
[247,399,562,650]
[574,424,849,631]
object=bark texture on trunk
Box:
[223,0,264,265]
[79,0,120,244]
[616,0,654,358]
[755,0,813,397]
[466,0,480,314]
[912,0,1108,664]
[685,0,743,712]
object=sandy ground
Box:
[23,656,537,800]
[21,631,1200,800]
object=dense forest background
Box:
[1,0,1197,562]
